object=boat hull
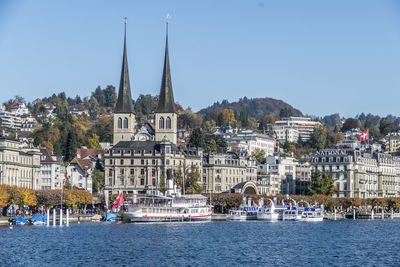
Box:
[122,213,212,223]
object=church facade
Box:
[104,25,202,197]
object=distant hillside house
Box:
[76,147,105,169]
[69,104,89,116]
[10,102,30,116]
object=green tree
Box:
[279,107,293,118]
[310,125,328,150]
[307,170,337,196]
[210,139,217,152]
[251,149,266,164]
[188,128,206,148]
[88,133,101,149]
[92,169,105,195]
[88,96,99,119]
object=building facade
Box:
[39,148,64,190]
[66,158,93,194]
[311,149,400,198]
[202,153,257,193]
[0,137,41,189]
[274,117,321,142]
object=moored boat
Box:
[227,197,259,221]
[257,198,286,221]
[121,170,212,223]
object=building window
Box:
[130,169,134,175]
[124,117,128,128]
[152,178,156,186]
[120,169,124,175]
[109,159,113,165]
[141,159,145,165]
[166,159,170,165]
[120,159,124,165]
[141,169,145,175]
[108,169,112,176]
[130,178,134,185]
[152,169,156,176]
[130,159,134,165]
[118,117,122,128]
[166,117,171,129]
[159,117,164,129]
[166,147,170,154]
[140,178,144,185]
[120,178,124,185]
[152,159,156,165]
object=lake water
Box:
[1,220,399,266]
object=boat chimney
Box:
[166,169,174,196]
[248,197,252,207]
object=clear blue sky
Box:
[1,0,399,118]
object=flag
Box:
[63,177,69,183]
[359,129,369,142]
[111,192,125,211]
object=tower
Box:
[113,20,136,145]
[155,22,177,145]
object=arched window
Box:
[118,117,122,128]
[124,117,128,128]
[159,117,165,129]
[166,117,171,129]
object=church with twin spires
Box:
[104,23,203,196]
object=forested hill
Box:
[198,97,303,118]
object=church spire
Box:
[156,20,176,113]
[115,18,134,113]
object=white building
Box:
[216,128,275,156]
[10,102,30,116]
[39,148,64,189]
[274,117,321,142]
[66,158,93,194]
[311,149,400,198]
[259,153,298,195]
[0,110,22,130]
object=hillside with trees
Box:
[198,97,303,119]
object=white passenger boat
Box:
[298,201,324,222]
[227,197,259,221]
[227,207,258,221]
[257,198,286,221]
[121,170,212,223]
[281,198,302,221]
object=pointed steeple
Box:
[115,19,134,113]
[156,22,176,113]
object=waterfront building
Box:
[273,117,321,142]
[202,153,257,193]
[66,158,93,193]
[76,147,105,169]
[39,148,64,189]
[256,173,281,195]
[259,153,298,195]
[311,149,400,198]
[295,161,311,195]
[0,136,41,189]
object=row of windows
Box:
[109,177,156,186]
[109,168,157,176]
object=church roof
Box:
[114,23,134,114]
[156,23,176,113]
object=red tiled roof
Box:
[77,148,105,160]
[70,158,92,171]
